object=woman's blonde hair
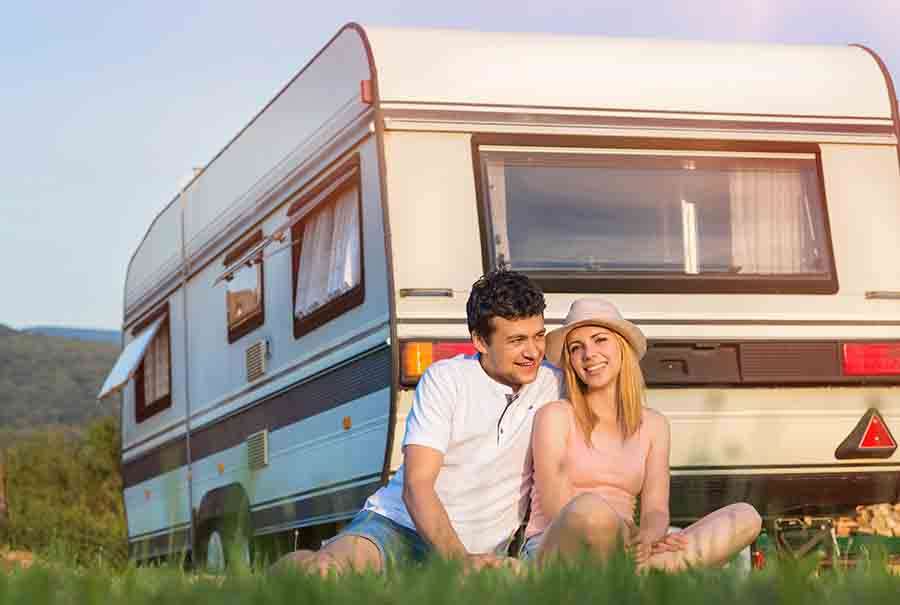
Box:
[561,329,645,444]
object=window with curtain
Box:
[290,169,364,338]
[224,230,265,343]
[479,144,835,293]
[135,311,172,423]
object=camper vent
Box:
[246,340,268,382]
[246,429,269,470]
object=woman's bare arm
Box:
[532,401,575,522]
[638,410,673,544]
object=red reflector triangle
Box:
[859,413,897,449]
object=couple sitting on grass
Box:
[278,270,761,575]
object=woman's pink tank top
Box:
[526,403,649,538]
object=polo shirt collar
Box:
[475,353,529,399]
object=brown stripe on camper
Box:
[250,479,382,532]
[669,469,900,524]
[121,346,391,488]
[121,438,188,488]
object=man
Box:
[278,269,562,574]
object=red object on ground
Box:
[751,548,766,569]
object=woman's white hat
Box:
[545,298,647,366]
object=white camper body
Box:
[104,24,900,562]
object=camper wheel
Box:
[199,520,250,572]
[195,513,252,572]
[194,484,253,571]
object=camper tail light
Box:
[842,343,900,376]
[401,341,477,386]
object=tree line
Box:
[0,325,126,565]
[0,416,127,566]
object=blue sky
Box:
[2,1,899,330]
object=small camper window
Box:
[479,143,836,294]
[289,160,364,339]
[224,230,265,343]
[134,308,172,423]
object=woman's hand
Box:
[623,519,653,565]
[651,531,690,555]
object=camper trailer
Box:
[99,24,900,565]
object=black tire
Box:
[196,512,252,572]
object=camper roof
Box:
[365,26,893,119]
[123,24,899,322]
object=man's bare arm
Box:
[402,444,468,558]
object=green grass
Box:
[2,549,899,605]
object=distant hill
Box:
[0,324,120,440]
[23,326,120,345]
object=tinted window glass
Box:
[480,147,833,291]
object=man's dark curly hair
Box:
[466,269,546,342]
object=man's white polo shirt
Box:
[363,354,562,554]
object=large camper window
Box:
[134,310,171,423]
[290,163,363,338]
[224,230,265,343]
[479,144,836,294]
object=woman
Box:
[523,298,761,571]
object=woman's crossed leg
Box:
[533,494,761,572]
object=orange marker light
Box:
[402,342,434,383]
[343,416,352,430]
[400,341,477,385]
[217,463,225,475]
[360,79,374,104]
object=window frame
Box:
[288,155,365,339]
[223,229,266,344]
[131,303,172,423]
[472,134,839,295]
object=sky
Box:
[2,0,899,330]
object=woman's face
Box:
[566,325,622,391]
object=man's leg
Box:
[275,534,382,576]
[533,493,628,567]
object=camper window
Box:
[134,310,172,423]
[479,143,836,294]
[224,230,265,343]
[290,173,363,339]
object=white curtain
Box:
[327,188,361,299]
[294,187,361,318]
[143,325,170,403]
[729,170,812,274]
[154,326,169,398]
[143,338,156,403]
[486,161,510,266]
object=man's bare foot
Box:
[274,550,345,577]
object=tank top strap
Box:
[637,408,651,460]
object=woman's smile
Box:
[583,361,608,375]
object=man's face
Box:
[472,315,546,390]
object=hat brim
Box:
[545,318,647,368]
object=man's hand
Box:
[463,553,524,575]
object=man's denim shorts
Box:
[322,510,432,568]
[323,510,520,570]
[519,531,544,562]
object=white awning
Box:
[97,317,164,400]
